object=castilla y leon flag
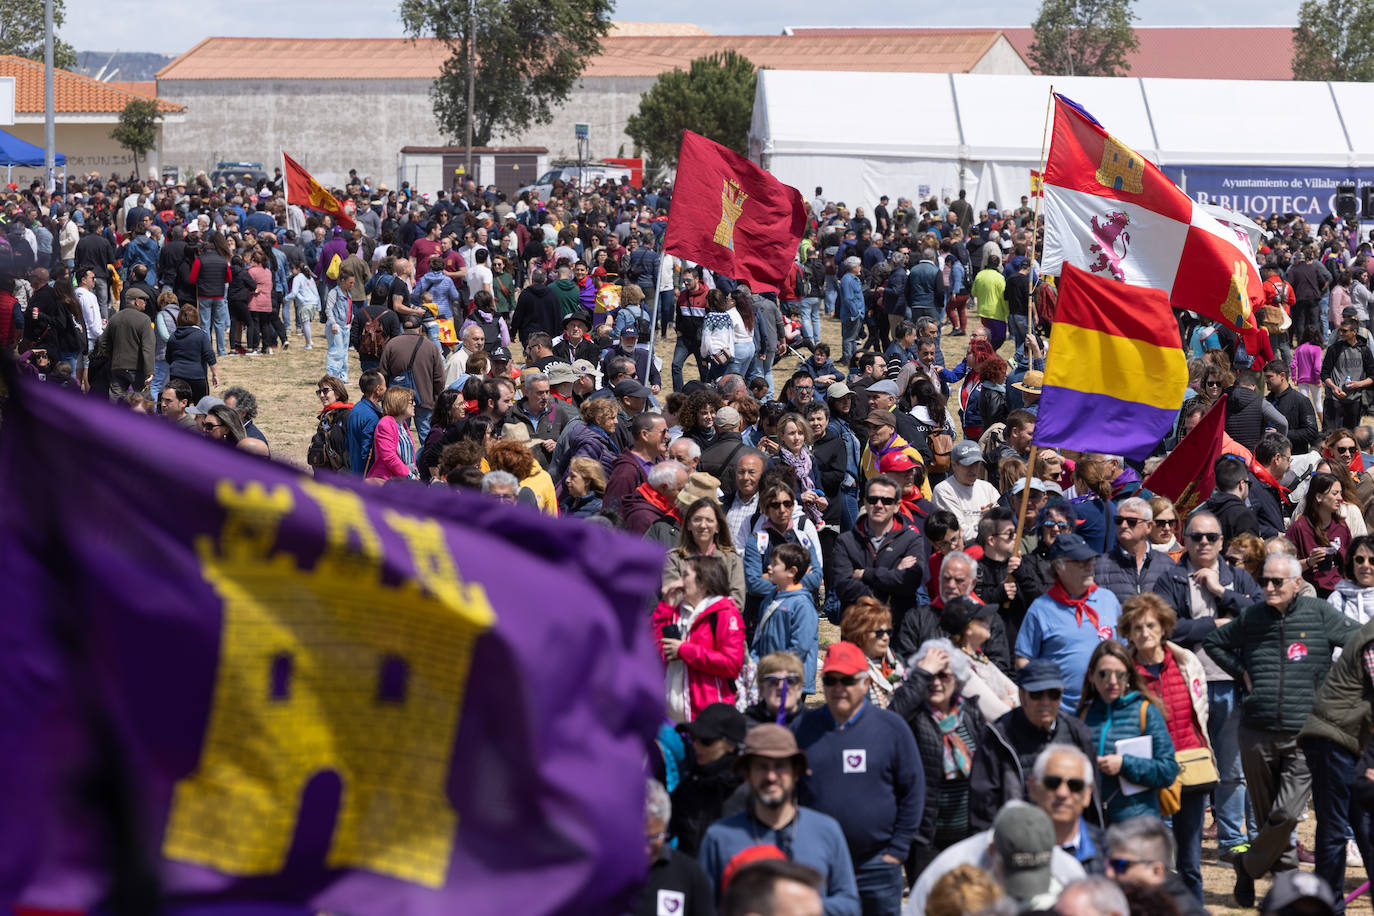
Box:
[283,152,356,231]
[0,368,665,915]
[663,130,807,294]
[1039,94,1263,337]
[1142,393,1228,517]
[1032,263,1188,461]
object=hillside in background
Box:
[75,51,176,81]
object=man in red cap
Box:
[793,642,923,916]
[877,451,932,526]
[831,474,930,639]
[698,725,860,914]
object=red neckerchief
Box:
[634,481,682,522]
[1049,581,1100,629]
[1249,460,1291,504]
[550,390,573,404]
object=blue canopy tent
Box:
[0,128,66,184]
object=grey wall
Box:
[158,75,656,189]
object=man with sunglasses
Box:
[1028,746,1106,877]
[1153,509,1261,866]
[1093,497,1167,606]
[969,660,1099,831]
[1204,554,1358,907]
[832,475,929,639]
[1104,816,1207,916]
[793,642,922,916]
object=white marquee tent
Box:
[749,70,1374,215]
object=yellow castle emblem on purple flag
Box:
[1096,134,1144,194]
[714,178,748,250]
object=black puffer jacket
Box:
[968,707,1101,830]
[1203,595,1358,733]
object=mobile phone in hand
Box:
[661,624,683,640]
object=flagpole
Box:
[1011,87,1055,560]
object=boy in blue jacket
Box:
[751,542,820,695]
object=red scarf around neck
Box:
[634,481,682,522]
[1049,581,1100,630]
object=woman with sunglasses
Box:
[1147,496,1183,558]
[1078,641,1179,825]
[894,637,989,876]
[743,651,805,726]
[1286,471,1351,596]
[1118,594,1211,902]
[839,596,904,709]
[306,375,352,475]
[1326,534,1374,624]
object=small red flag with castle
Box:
[283,152,356,231]
[663,130,806,293]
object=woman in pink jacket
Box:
[246,249,277,355]
[365,387,418,481]
[653,554,746,723]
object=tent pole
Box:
[1027,85,1054,336]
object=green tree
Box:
[110,98,162,177]
[0,0,77,70]
[1029,0,1139,77]
[1293,0,1374,81]
[400,0,612,146]
[624,50,757,167]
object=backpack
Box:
[926,428,954,474]
[307,406,349,470]
[358,307,387,359]
[386,336,425,392]
[791,260,812,300]
[615,304,652,340]
[326,253,342,281]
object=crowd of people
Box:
[9,166,1374,916]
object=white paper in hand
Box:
[1114,735,1153,796]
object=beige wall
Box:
[970,37,1034,76]
[6,121,165,186]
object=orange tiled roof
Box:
[0,55,184,114]
[156,32,1013,82]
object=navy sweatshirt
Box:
[792,700,924,863]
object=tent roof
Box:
[752,71,1370,168]
[0,128,65,168]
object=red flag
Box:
[283,152,356,231]
[663,131,806,294]
[1142,395,1227,516]
[1030,169,1043,199]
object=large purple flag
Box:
[0,369,666,915]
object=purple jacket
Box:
[315,236,349,282]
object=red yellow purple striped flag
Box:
[1032,263,1187,461]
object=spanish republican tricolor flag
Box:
[283,152,356,231]
[1032,264,1188,461]
[1039,94,1262,336]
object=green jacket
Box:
[1299,616,1374,754]
[1202,595,1357,734]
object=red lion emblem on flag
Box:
[1088,210,1131,282]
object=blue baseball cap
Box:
[1015,659,1064,692]
[1048,532,1098,562]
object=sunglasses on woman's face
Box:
[1355,555,1374,566]
[1336,445,1357,455]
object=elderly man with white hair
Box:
[1204,552,1359,908]
[1053,876,1127,916]
[1092,496,1169,605]
[669,435,701,472]
[1027,745,1104,875]
[633,779,714,916]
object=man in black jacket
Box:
[1200,455,1262,547]
[1263,359,1321,454]
[969,660,1099,831]
[831,475,928,637]
[510,267,560,345]
[1093,496,1169,606]
[1249,433,1291,538]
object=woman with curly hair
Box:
[486,437,557,515]
[679,388,723,451]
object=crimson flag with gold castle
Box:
[663,130,806,293]
[283,152,356,231]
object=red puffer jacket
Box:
[652,596,746,720]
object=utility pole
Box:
[43,0,55,191]
[464,0,475,184]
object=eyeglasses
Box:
[1335,445,1358,455]
[768,499,795,509]
[1187,531,1222,543]
[1204,380,1223,389]
[1115,517,1149,529]
[1108,858,1152,874]
[1259,575,1294,588]
[869,628,893,638]
[1041,775,1087,793]
[866,495,899,506]
[1042,521,1070,531]
[793,386,813,394]
[822,674,863,687]
[1355,555,1374,566]
[1027,688,1063,701]
[761,674,802,687]
[316,388,332,397]
[931,670,953,681]
[1094,669,1130,683]
[203,421,224,431]
[1156,516,1179,528]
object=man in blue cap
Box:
[968,659,1100,831]
[1013,532,1122,714]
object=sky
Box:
[63,0,1302,56]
